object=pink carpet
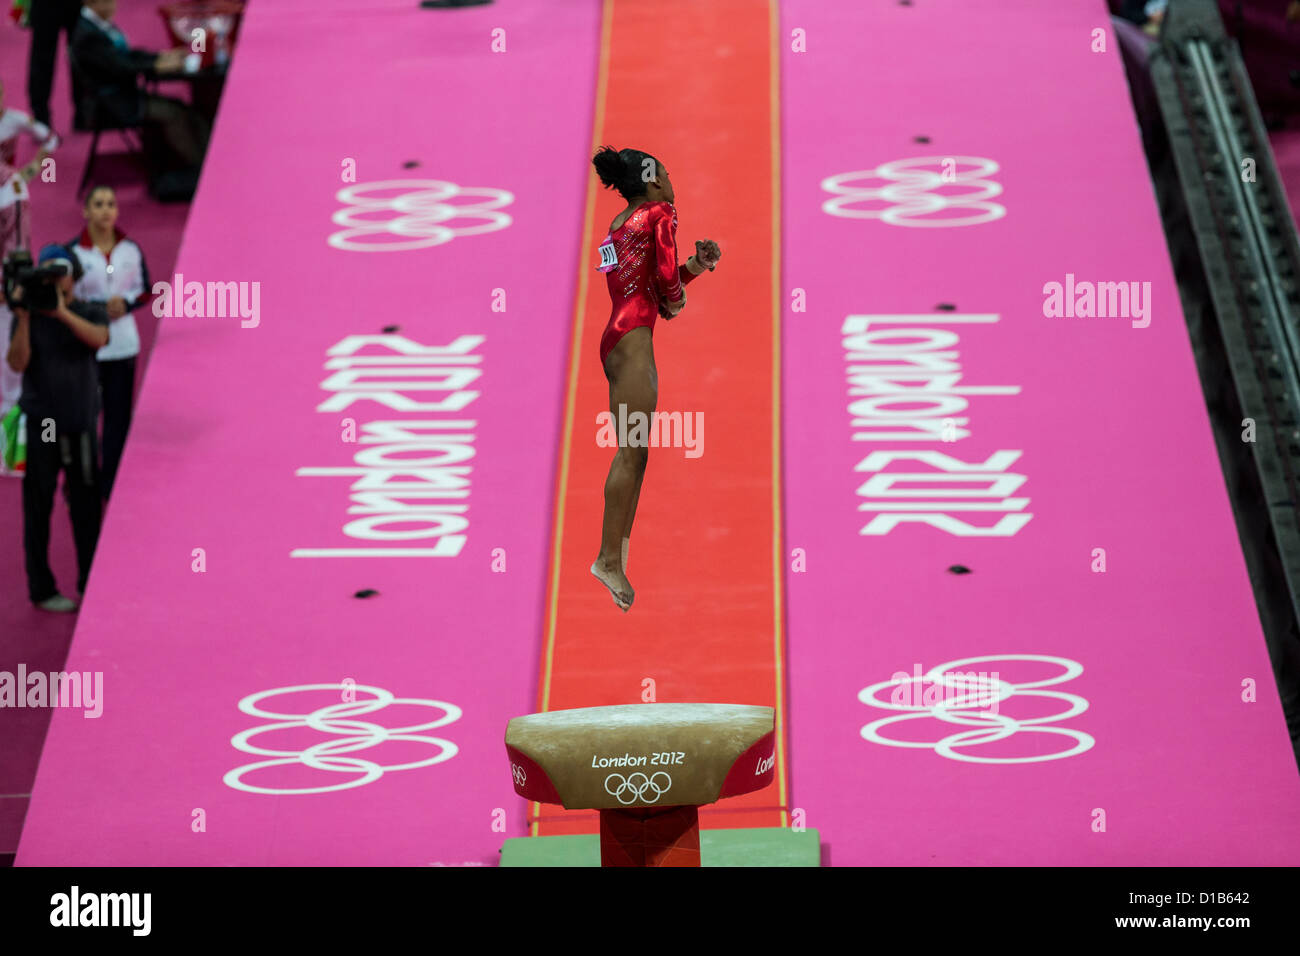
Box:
[16,0,597,866]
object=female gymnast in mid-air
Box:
[589,146,722,611]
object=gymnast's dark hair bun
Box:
[592,145,659,200]
[593,146,626,188]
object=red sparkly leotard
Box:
[597,200,699,367]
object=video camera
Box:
[2,249,75,314]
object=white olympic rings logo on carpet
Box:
[858,654,1094,764]
[821,156,1006,227]
[223,683,462,795]
[604,771,672,805]
[328,179,514,252]
[511,763,527,787]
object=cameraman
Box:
[5,244,109,612]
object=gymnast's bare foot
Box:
[591,557,633,611]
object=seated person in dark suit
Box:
[70,0,211,169]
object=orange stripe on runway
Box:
[535,0,784,836]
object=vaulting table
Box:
[502,703,817,867]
